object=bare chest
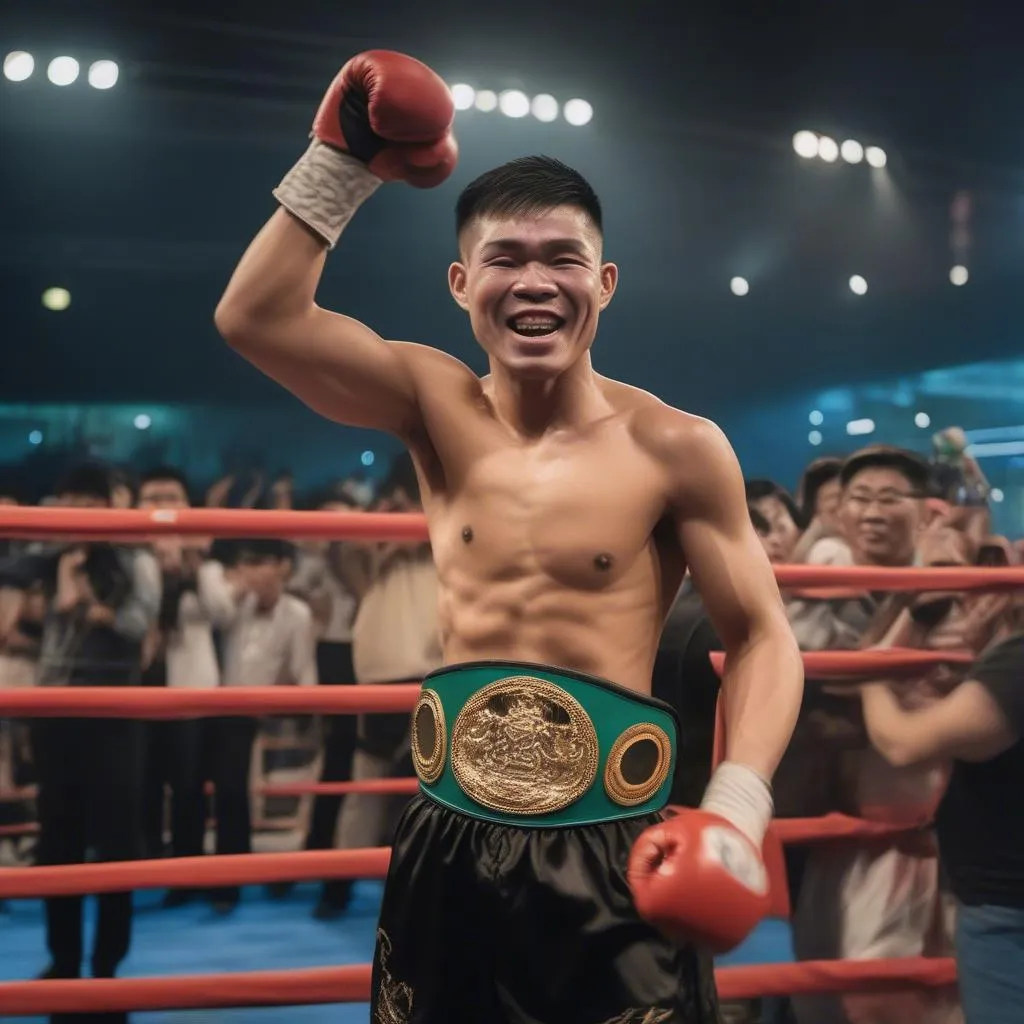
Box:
[427,437,671,590]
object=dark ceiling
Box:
[3,0,1023,419]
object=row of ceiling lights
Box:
[792,131,887,168]
[448,84,593,126]
[4,51,118,89]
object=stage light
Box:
[809,410,824,426]
[865,146,887,168]
[817,136,839,162]
[87,60,118,90]
[531,94,559,122]
[849,274,868,295]
[42,287,71,311]
[990,488,1004,503]
[840,139,864,164]
[808,431,823,446]
[730,276,749,296]
[28,431,43,446]
[846,418,876,437]
[498,90,530,118]
[361,450,375,467]
[792,131,818,158]
[450,84,475,110]
[915,412,931,429]
[474,90,497,112]
[563,99,593,126]
[4,51,34,82]
[950,265,969,286]
[47,56,79,86]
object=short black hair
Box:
[235,537,294,562]
[455,156,603,241]
[139,465,191,494]
[798,456,843,522]
[840,445,930,493]
[55,462,112,503]
[744,479,805,529]
[749,506,771,536]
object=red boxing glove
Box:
[313,50,457,189]
[628,809,771,954]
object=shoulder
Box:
[807,536,854,566]
[128,547,160,576]
[281,593,313,625]
[394,341,479,391]
[614,385,735,488]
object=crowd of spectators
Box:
[0,429,1020,1024]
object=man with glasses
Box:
[789,446,963,1024]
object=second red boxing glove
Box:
[312,50,458,189]
[627,809,771,954]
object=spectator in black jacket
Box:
[0,462,160,991]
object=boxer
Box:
[216,50,803,1023]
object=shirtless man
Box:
[216,50,803,1024]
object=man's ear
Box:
[599,261,619,310]
[448,262,469,311]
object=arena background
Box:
[2,1,1022,532]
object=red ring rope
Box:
[0,684,420,718]
[0,957,958,1015]
[0,506,1018,590]
[0,849,390,899]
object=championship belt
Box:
[411,661,679,828]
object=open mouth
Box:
[506,314,566,339]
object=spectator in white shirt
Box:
[285,486,371,919]
[136,467,236,907]
[208,537,317,912]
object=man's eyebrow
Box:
[480,237,591,255]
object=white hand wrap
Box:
[700,761,774,848]
[273,140,381,250]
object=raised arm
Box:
[214,51,458,437]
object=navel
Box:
[593,552,613,572]
[461,525,474,543]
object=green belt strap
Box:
[411,660,679,828]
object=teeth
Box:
[509,316,562,336]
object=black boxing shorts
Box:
[369,660,720,1023]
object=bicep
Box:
[674,426,786,647]
[230,306,422,437]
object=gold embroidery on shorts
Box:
[604,722,672,807]
[598,1007,675,1024]
[374,928,413,1024]
[598,1008,674,1024]
[451,675,599,815]
[411,688,446,784]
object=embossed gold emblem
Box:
[411,689,446,785]
[451,676,599,815]
[604,722,672,807]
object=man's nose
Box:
[512,265,558,300]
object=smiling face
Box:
[449,205,618,380]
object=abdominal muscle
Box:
[435,564,668,695]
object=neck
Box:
[255,592,281,614]
[487,353,602,437]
